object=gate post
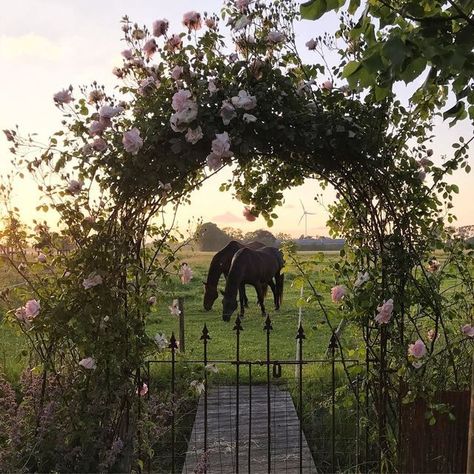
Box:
[178,297,185,353]
[200,324,210,471]
[296,323,306,473]
[233,315,243,473]
[264,314,273,474]
[329,332,338,474]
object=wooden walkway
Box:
[182,385,317,473]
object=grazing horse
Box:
[203,240,276,311]
[222,246,284,321]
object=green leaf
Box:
[400,57,427,83]
[443,101,464,120]
[382,37,406,68]
[300,0,345,20]
[348,0,360,14]
[300,0,327,20]
[342,60,361,78]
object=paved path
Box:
[182,385,317,473]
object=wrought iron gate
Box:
[139,314,363,473]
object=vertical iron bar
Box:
[248,363,252,474]
[169,333,178,474]
[233,315,243,473]
[137,366,142,473]
[147,361,151,474]
[296,324,305,474]
[264,314,273,474]
[356,374,360,471]
[201,325,211,472]
[329,332,337,474]
[178,297,185,353]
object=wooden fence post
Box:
[467,352,474,474]
[178,297,185,353]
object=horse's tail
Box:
[277,273,284,307]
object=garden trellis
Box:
[0,0,472,471]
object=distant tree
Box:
[222,227,244,241]
[243,229,277,247]
[195,222,231,251]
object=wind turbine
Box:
[298,199,316,237]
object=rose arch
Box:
[1,1,472,471]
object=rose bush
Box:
[0,0,472,471]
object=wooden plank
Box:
[182,385,318,473]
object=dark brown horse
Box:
[221,246,284,321]
[203,240,275,310]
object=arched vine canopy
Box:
[1,0,472,471]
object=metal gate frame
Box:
[139,314,362,473]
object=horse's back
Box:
[257,246,284,269]
[246,241,265,250]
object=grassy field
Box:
[147,251,355,364]
[0,251,351,382]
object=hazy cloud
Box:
[211,212,242,223]
[0,34,64,61]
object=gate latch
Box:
[272,362,282,378]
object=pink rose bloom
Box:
[92,137,107,152]
[236,0,251,11]
[331,285,346,303]
[408,339,427,359]
[267,31,285,43]
[122,128,143,155]
[137,383,148,397]
[169,300,181,316]
[53,89,73,105]
[321,80,333,91]
[231,90,257,110]
[67,179,83,195]
[208,79,218,94]
[375,298,394,325]
[172,90,193,112]
[206,154,222,171]
[79,357,96,370]
[148,296,157,305]
[82,273,103,289]
[183,11,202,31]
[180,264,193,284]
[427,259,440,272]
[211,132,233,158]
[89,120,106,137]
[112,67,124,78]
[243,113,257,123]
[243,207,256,222]
[132,28,146,40]
[153,19,169,37]
[15,307,27,322]
[171,65,183,80]
[38,253,47,263]
[143,39,157,58]
[205,18,217,29]
[306,38,317,50]
[87,89,105,104]
[138,77,158,96]
[170,103,198,132]
[166,34,182,51]
[462,324,474,337]
[121,49,133,60]
[99,105,123,119]
[234,15,251,31]
[185,126,203,144]
[220,100,237,125]
[24,299,40,319]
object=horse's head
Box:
[221,290,238,322]
[202,281,218,311]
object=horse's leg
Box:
[268,278,278,310]
[256,283,266,316]
[239,284,246,318]
[241,283,249,308]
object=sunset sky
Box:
[1,0,472,237]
